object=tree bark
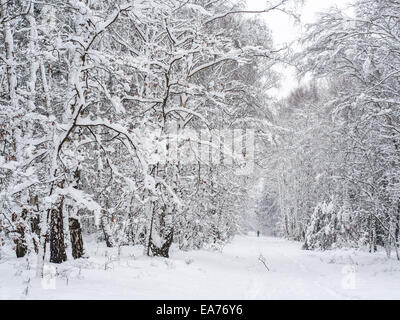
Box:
[69,218,84,259]
[15,224,27,258]
[14,209,28,258]
[150,229,174,258]
[30,214,40,254]
[100,213,114,248]
[50,203,67,263]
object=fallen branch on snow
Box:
[258,254,270,271]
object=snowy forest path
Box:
[222,236,358,299]
[1,235,400,299]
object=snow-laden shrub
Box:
[303,201,339,250]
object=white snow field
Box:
[1,235,399,300]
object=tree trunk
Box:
[30,214,40,254]
[396,213,400,245]
[100,213,114,248]
[50,204,67,263]
[0,0,18,108]
[15,224,27,258]
[69,218,84,259]
[150,229,174,258]
[369,215,377,253]
[14,209,28,258]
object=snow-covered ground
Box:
[1,235,399,300]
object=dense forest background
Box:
[0,0,399,279]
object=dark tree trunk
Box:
[15,225,27,258]
[369,215,378,253]
[49,205,67,263]
[103,229,114,247]
[28,194,40,254]
[15,239,27,257]
[69,218,84,259]
[150,229,174,258]
[149,203,174,258]
[14,209,27,258]
[30,214,40,254]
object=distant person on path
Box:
[257,231,260,237]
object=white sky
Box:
[246,0,353,98]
